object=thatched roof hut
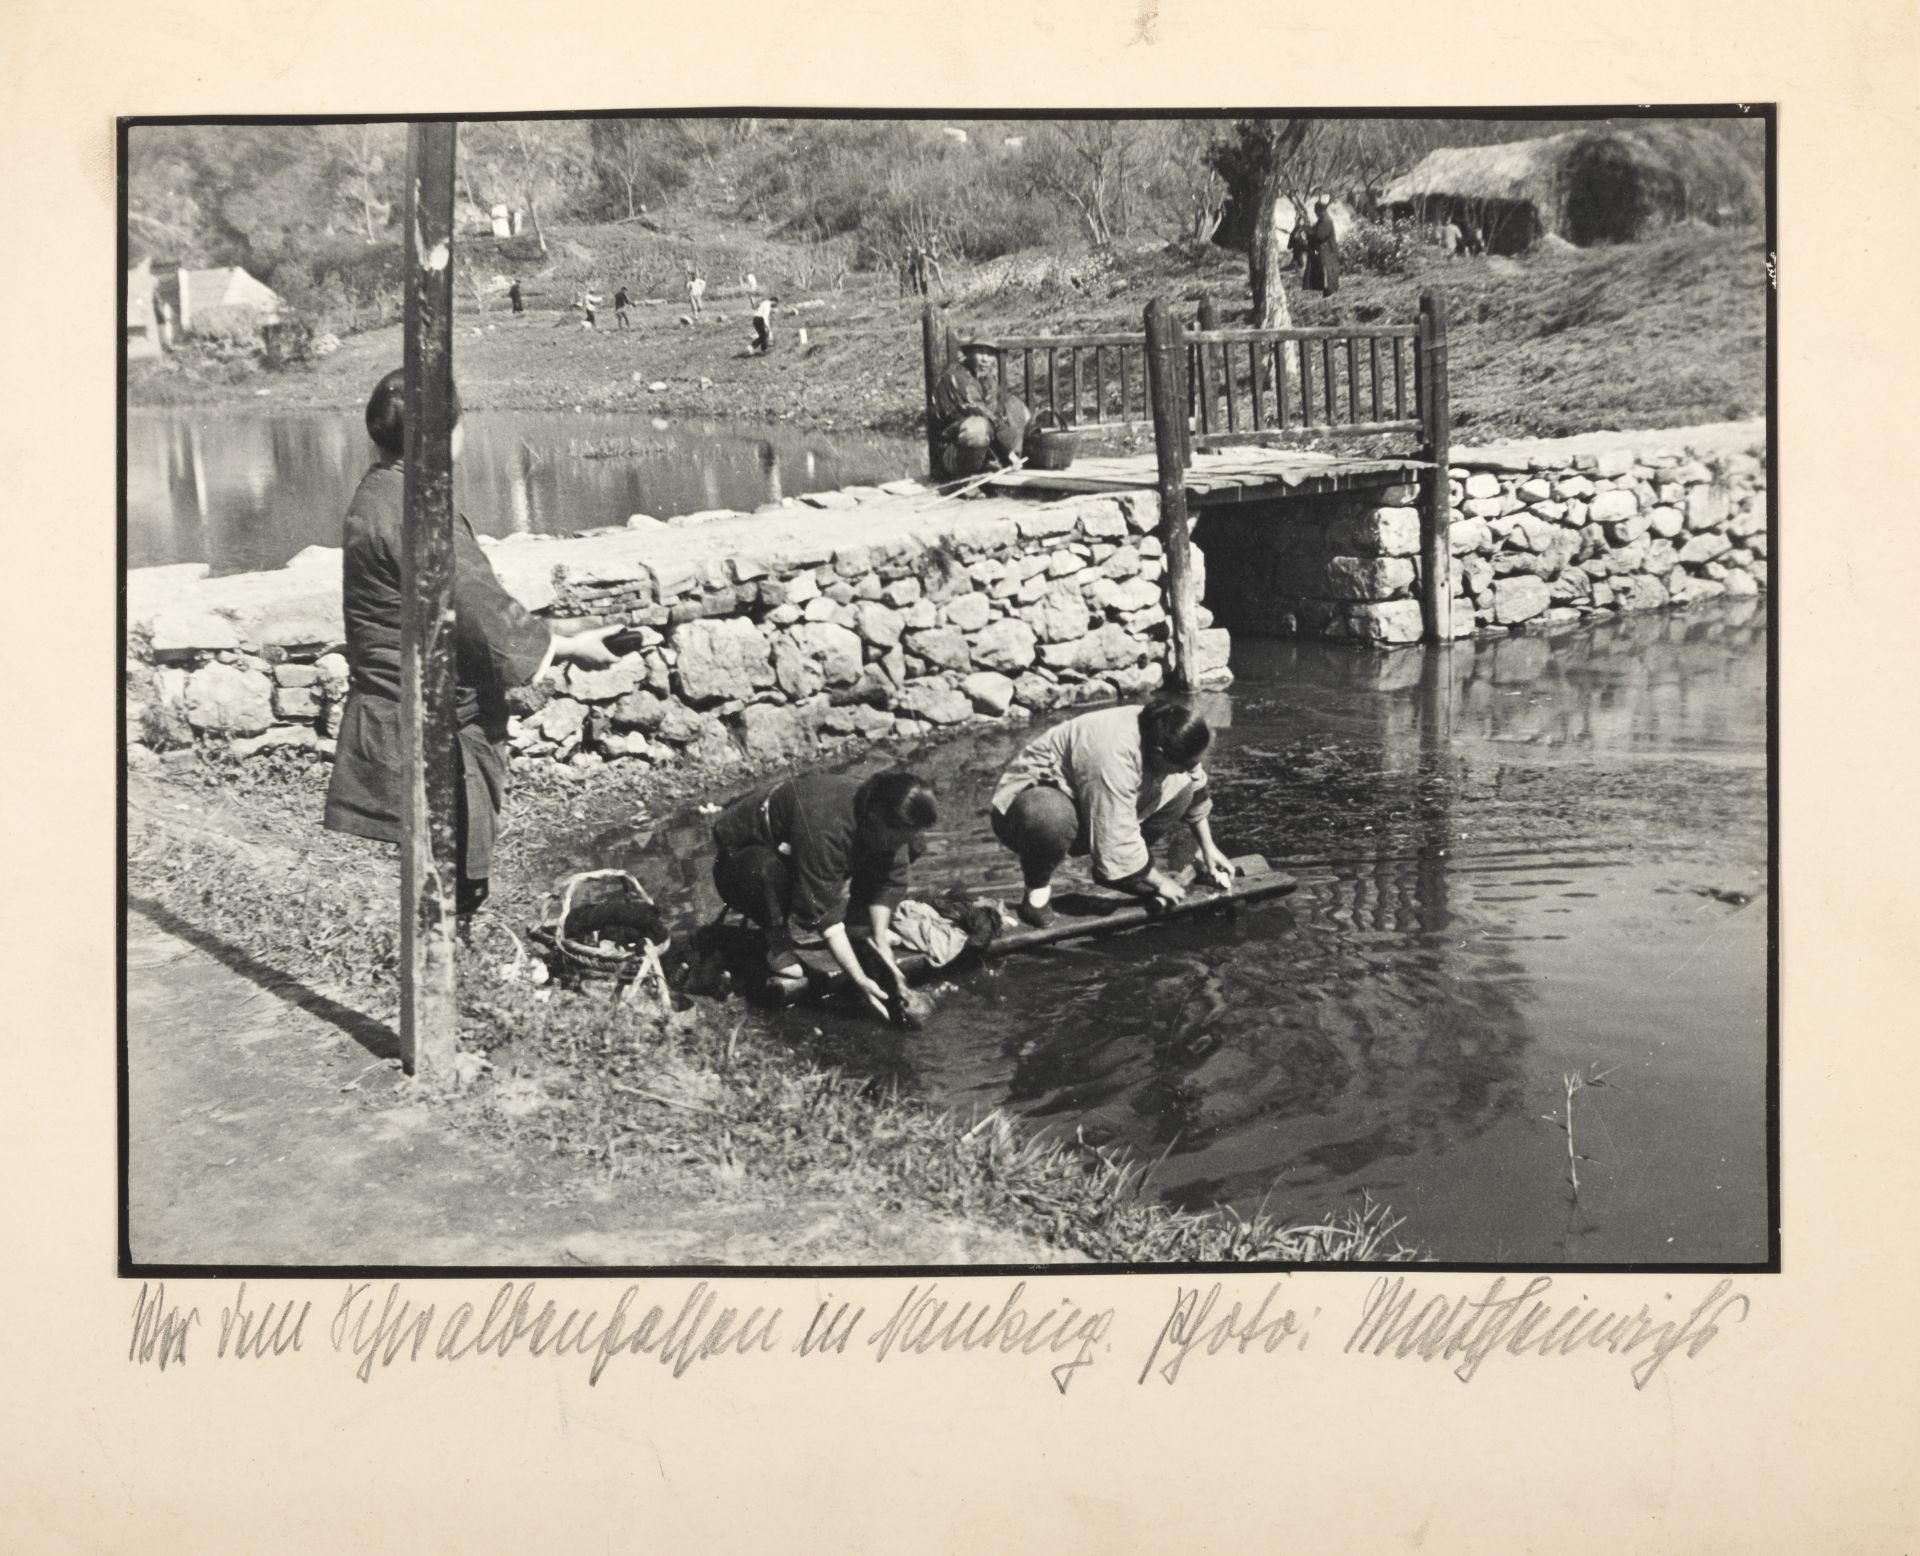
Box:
[1382,124,1762,254]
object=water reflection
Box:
[126,408,924,574]
[556,602,1768,1264]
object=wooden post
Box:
[1417,289,1453,644]
[920,303,947,479]
[399,121,461,1083]
[1145,299,1201,691]
[1196,296,1218,439]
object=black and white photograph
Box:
[120,109,1773,1273]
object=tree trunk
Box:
[527,198,548,256]
[1247,176,1294,330]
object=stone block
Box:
[790,622,864,687]
[146,608,240,658]
[1686,486,1733,532]
[1012,672,1063,711]
[738,703,819,763]
[183,662,273,735]
[1195,628,1233,675]
[1587,490,1639,524]
[897,681,972,725]
[905,626,972,672]
[1101,545,1143,580]
[1554,475,1596,501]
[1450,518,1493,557]
[884,576,924,607]
[961,671,1017,717]
[1646,505,1686,539]
[568,655,652,702]
[673,616,775,704]
[1678,532,1732,565]
[854,601,905,649]
[1517,478,1554,503]
[1345,599,1425,644]
[1490,576,1550,625]
[1325,555,1416,602]
[1016,508,1080,542]
[943,591,993,632]
[274,663,320,688]
[1594,449,1635,478]
[1463,472,1502,500]
[1119,494,1159,534]
[1075,499,1131,540]
[969,618,1038,673]
[526,696,588,744]
[1329,506,1422,557]
[272,685,319,721]
[1612,574,1670,613]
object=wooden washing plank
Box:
[794,854,1296,992]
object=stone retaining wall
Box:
[1196,424,1768,643]
[125,485,1230,778]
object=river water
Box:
[576,602,1771,1266]
[127,408,925,574]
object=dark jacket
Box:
[322,461,551,875]
[711,773,914,933]
[1305,213,1341,296]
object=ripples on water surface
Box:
[574,602,1770,1265]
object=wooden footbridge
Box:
[919,289,1454,669]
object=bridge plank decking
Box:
[981,447,1432,507]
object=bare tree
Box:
[461,120,589,257]
[1027,121,1146,247]
[324,123,402,242]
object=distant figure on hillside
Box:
[1439,220,1462,259]
[1459,217,1486,258]
[613,285,632,329]
[743,271,759,304]
[686,269,706,320]
[923,236,946,298]
[508,279,524,314]
[931,343,1030,480]
[1305,200,1340,297]
[574,287,602,328]
[749,295,777,354]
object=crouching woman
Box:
[989,698,1237,926]
[710,771,939,1019]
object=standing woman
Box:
[1305,198,1341,297]
[324,369,623,927]
[709,770,938,1019]
[989,698,1237,927]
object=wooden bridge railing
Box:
[920,290,1452,649]
[924,298,1439,464]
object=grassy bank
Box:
[128,223,1765,446]
[128,748,1417,1265]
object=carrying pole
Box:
[1146,298,1201,690]
[398,121,461,1083]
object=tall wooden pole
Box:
[1145,298,1200,691]
[1417,288,1453,644]
[399,122,461,1082]
[920,302,948,480]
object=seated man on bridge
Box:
[932,342,1031,481]
[989,697,1237,928]
[709,769,939,1020]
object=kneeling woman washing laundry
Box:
[709,770,939,1019]
[989,698,1237,927]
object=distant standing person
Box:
[613,285,632,329]
[749,295,776,354]
[686,269,706,320]
[1286,214,1309,271]
[1305,200,1340,296]
[508,279,524,314]
[578,287,602,328]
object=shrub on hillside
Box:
[1342,217,1415,277]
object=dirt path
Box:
[126,905,1068,1268]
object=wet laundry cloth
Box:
[889,899,970,968]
